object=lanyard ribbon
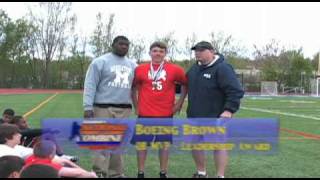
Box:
[150,61,165,81]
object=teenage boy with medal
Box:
[131,41,188,178]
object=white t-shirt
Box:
[0,144,33,159]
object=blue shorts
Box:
[130,116,173,146]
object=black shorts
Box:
[130,116,173,146]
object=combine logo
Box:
[76,121,128,150]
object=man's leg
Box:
[192,150,207,177]
[92,107,114,177]
[159,148,169,177]
[92,151,109,178]
[108,153,124,178]
[107,107,132,177]
[214,150,228,177]
[137,149,148,172]
[157,136,171,177]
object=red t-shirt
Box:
[24,155,62,171]
[134,62,187,117]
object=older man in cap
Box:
[186,41,244,178]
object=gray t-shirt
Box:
[83,53,137,110]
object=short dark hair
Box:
[149,41,167,52]
[3,109,14,116]
[0,156,25,178]
[112,36,129,46]
[0,124,20,144]
[20,164,59,178]
[33,140,56,158]
[11,115,23,125]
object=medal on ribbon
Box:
[150,61,164,90]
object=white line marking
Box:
[241,107,320,121]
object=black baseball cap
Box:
[191,41,214,50]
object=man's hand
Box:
[84,110,94,119]
[220,110,233,118]
[173,102,183,115]
[134,107,138,116]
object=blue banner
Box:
[41,118,279,155]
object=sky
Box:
[1,2,320,59]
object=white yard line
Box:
[241,107,320,121]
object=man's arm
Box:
[20,129,43,138]
[59,167,97,178]
[53,156,82,169]
[131,67,139,116]
[131,84,139,115]
[173,84,188,115]
[173,67,188,115]
[217,64,245,118]
[83,61,100,118]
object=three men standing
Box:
[83,38,244,178]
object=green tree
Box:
[311,53,320,75]
[254,40,313,92]
[0,9,37,88]
[155,31,179,61]
[184,33,197,60]
[283,49,313,89]
[128,37,145,64]
[209,31,245,58]
[90,13,115,57]
[69,32,90,89]
[253,39,286,86]
[28,2,76,88]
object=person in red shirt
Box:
[131,41,188,178]
[24,140,97,178]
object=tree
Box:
[184,33,197,60]
[128,37,145,64]
[254,40,313,91]
[0,9,38,88]
[311,53,320,75]
[253,39,283,61]
[0,11,11,87]
[25,23,41,88]
[28,2,76,88]
[69,32,89,89]
[0,10,10,48]
[253,39,288,87]
[155,31,179,61]
[284,49,312,89]
[0,10,11,61]
[209,31,244,58]
[90,13,115,57]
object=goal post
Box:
[311,78,320,97]
[261,81,278,96]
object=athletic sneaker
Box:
[109,174,127,178]
[95,172,107,178]
[192,172,208,178]
[160,171,168,178]
[137,171,144,178]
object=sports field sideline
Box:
[0,89,319,178]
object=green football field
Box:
[0,93,319,178]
